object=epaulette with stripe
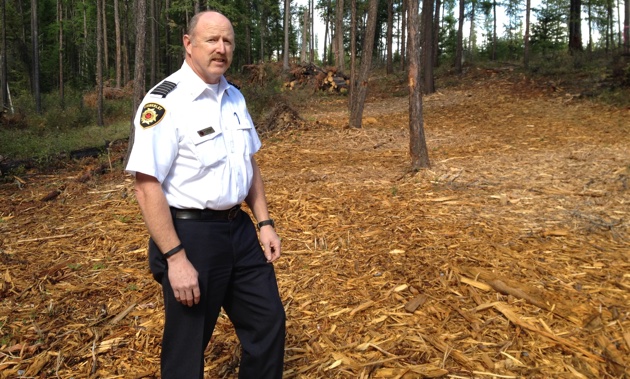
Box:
[227,81,240,90]
[150,80,177,98]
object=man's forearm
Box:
[135,173,181,253]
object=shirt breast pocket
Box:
[190,129,228,168]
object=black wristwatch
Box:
[257,219,275,230]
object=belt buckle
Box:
[227,206,239,220]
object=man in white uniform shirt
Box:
[125,10,285,379]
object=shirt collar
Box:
[180,61,231,99]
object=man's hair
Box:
[187,10,227,36]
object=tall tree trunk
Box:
[625,0,629,53]
[433,0,441,67]
[301,9,309,62]
[400,0,406,71]
[407,0,429,169]
[468,0,475,62]
[82,0,88,79]
[587,0,593,51]
[492,0,496,60]
[58,0,64,107]
[283,0,290,70]
[524,0,531,68]
[1,0,8,112]
[310,0,315,62]
[386,0,393,74]
[324,0,331,64]
[125,0,148,167]
[150,0,157,85]
[349,0,356,108]
[114,0,122,87]
[349,0,377,128]
[97,0,104,126]
[335,0,344,72]
[165,0,171,74]
[568,0,582,53]
[422,0,434,93]
[260,8,266,62]
[31,0,41,114]
[455,0,465,72]
[103,0,109,74]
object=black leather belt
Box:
[171,204,241,220]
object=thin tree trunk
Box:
[335,0,344,72]
[407,0,429,169]
[386,0,393,74]
[150,0,156,85]
[283,0,290,70]
[349,0,356,108]
[301,9,308,62]
[58,0,64,107]
[468,0,475,62]
[31,0,41,114]
[82,0,88,79]
[310,0,315,62]
[114,0,121,87]
[1,0,8,112]
[324,0,331,64]
[400,0,406,71]
[432,0,441,67]
[97,0,104,126]
[422,0,434,93]
[455,0,464,72]
[524,0,531,68]
[492,0,496,60]
[625,0,629,53]
[349,0,378,128]
[103,0,109,74]
[125,0,148,167]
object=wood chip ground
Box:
[1,69,629,378]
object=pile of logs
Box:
[286,63,349,93]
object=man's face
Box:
[184,12,234,84]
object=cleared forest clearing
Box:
[1,69,629,378]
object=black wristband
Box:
[257,219,275,230]
[163,244,184,258]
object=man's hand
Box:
[166,251,201,306]
[259,227,281,263]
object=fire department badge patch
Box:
[139,103,166,129]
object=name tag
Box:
[197,126,216,137]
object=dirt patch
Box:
[0,70,629,378]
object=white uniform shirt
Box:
[126,62,262,210]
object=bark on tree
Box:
[58,0,64,107]
[97,0,104,127]
[103,0,109,73]
[31,0,41,114]
[400,0,407,71]
[0,0,7,112]
[569,0,583,53]
[150,0,157,86]
[386,0,393,74]
[125,0,147,166]
[524,0,531,68]
[625,0,629,53]
[349,0,356,107]
[310,0,314,62]
[432,0,441,67]
[349,0,377,128]
[283,0,290,70]
[492,0,496,60]
[422,0,434,93]
[468,0,475,62]
[114,0,122,87]
[335,0,345,72]
[324,0,331,64]
[407,0,430,169]
[455,0,465,73]
[301,8,309,62]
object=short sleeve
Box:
[125,101,179,182]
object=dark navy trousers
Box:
[148,209,285,379]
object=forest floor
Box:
[0,67,629,379]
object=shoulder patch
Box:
[150,80,177,98]
[139,103,166,129]
[227,81,240,90]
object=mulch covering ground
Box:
[1,69,629,378]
